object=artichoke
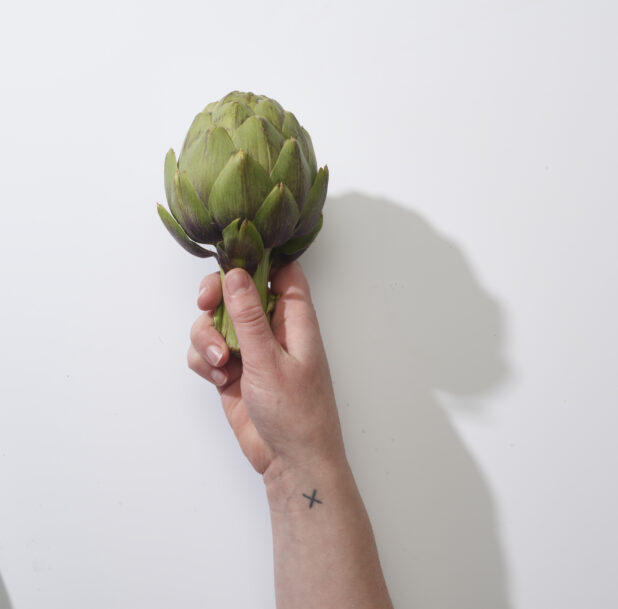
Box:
[156,91,328,354]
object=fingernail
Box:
[211,368,227,386]
[198,286,207,298]
[206,345,223,366]
[226,270,250,295]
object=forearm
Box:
[264,456,394,609]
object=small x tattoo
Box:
[302,489,323,508]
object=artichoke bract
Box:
[157,91,328,354]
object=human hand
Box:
[188,262,346,479]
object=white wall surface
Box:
[1,1,617,608]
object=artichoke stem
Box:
[215,248,273,356]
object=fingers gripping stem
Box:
[214,249,274,356]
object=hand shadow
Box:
[302,192,511,609]
[0,573,12,609]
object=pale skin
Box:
[188,261,394,609]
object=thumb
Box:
[223,268,281,367]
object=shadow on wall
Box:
[302,193,511,609]
[0,573,12,609]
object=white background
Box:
[1,1,617,608]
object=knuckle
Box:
[187,346,202,371]
[200,271,219,289]
[233,301,266,328]
[189,325,202,349]
[189,313,209,345]
[200,277,222,305]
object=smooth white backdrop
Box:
[1,1,617,608]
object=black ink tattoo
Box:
[302,489,323,508]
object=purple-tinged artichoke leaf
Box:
[270,138,312,211]
[253,183,300,248]
[273,213,323,266]
[221,218,264,276]
[216,241,232,273]
[300,127,317,181]
[178,131,208,203]
[178,172,219,244]
[294,165,328,237]
[156,204,216,259]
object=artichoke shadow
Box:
[0,573,12,609]
[302,192,511,609]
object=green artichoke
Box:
[157,91,328,354]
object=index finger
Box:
[197,271,223,312]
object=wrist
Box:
[263,451,353,514]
